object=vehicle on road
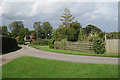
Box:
[24,36,32,45]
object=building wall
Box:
[105,39,120,54]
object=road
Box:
[0,45,118,66]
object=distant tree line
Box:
[0,8,119,43]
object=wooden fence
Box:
[105,39,120,54]
[54,41,94,53]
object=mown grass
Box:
[29,44,118,58]
[2,56,118,78]
[17,44,24,47]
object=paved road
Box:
[0,45,119,66]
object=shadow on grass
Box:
[2,46,22,55]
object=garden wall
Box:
[54,41,94,53]
[105,39,120,54]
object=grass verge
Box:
[29,44,118,58]
[2,56,118,78]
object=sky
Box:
[0,0,119,32]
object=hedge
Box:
[17,40,24,44]
[31,39,48,46]
[93,38,105,54]
[2,37,18,53]
[48,39,55,49]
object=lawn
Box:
[2,56,118,78]
[29,44,118,58]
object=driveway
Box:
[0,45,118,66]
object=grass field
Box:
[29,44,118,58]
[2,56,118,78]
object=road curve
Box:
[0,45,119,66]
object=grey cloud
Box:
[1,2,118,32]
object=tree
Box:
[42,22,53,39]
[29,30,36,36]
[18,28,29,41]
[9,21,24,38]
[78,29,84,41]
[67,21,82,41]
[59,8,75,27]
[1,26,9,37]
[84,24,102,36]
[33,22,41,39]
[53,26,67,41]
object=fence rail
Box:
[54,41,94,53]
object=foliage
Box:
[2,37,18,53]
[53,26,67,41]
[0,26,9,37]
[78,29,84,41]
[67,21,82,41]
[29,30,36,35]
[33,21,53,39]
[106,32,120,39]
[31,39,48,45]
[93,38,105,54]
[42,22,53,39]
[17,40,24,44]
[54,39,67,49]
[54,21,82,41]
[9,21,24,38]
[48,39,55,49]
[59,8,75,27]
[18,28,30,41]
[84,24,102,37]
[33,22,42,39]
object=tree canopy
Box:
[9,21,24,38]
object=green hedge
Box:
[93,38,105,54]
[31,39,48,46]
[48,39,55,49]
[54,39,66,49]
[2,37,18,53]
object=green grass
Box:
[2,56,118,78]
[17,44,24,47]
[29,44,118,58]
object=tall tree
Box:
[9,21,24,38]
[33,22,41,39]
[59,8,75,27]
[42,22,53,39]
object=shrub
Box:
[48,39,55,49]
[54,39,67,49]
[31,39,48,45]
[17,40,24,44]
[93,38,105,54]
[2,37,18,53]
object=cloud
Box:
[1,2,118,32]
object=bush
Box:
[31,39,48,45]
[2,37,18,53]
[54,39,67,49]
[17,40,24,44]
[48,39,55,49]
[93,38,105,54]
